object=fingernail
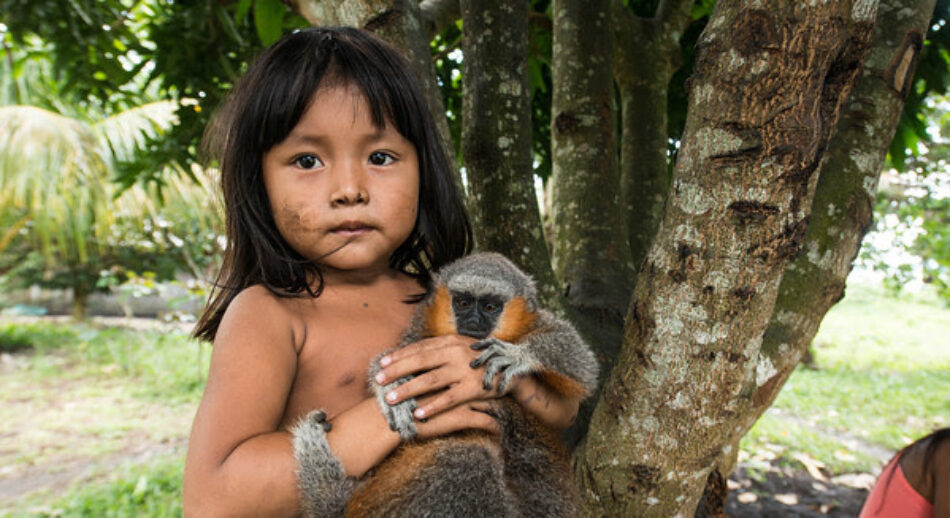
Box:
[375,372,386,383]
[414,408,426,418]
[386,391,398,402]
[380,356,391,367]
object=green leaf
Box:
[235,0,253,26]
[253,0,286,46]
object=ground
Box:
[727,464,873,516]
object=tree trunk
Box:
[614,0,693,275]
[459,0,559,305]
[575,1,878,515]
[549,0,631,393]
[718,0,935,471]
[71,284,89,321]
[288,0,461,189]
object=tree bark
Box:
[614,0,693,273]
[575,1,878,515]
[719,0,935,472]
[287,0,460,188]
[459,0,559,305]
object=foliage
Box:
[860,97,950,304]
[890,0,950,170]
[0,100,223,317]
[0,0,306,186]
[5,0,948,183]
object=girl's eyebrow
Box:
[284,128,399,147]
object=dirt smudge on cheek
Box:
[275,202,323,237]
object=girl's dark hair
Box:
[194,27,471,342]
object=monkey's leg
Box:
[495,400,582,518]
[347,435,520,518]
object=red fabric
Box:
[860,455,933,518]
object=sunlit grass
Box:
[742,282,950,474]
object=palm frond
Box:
[92,100,179,163]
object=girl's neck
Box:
[318,264,414,292]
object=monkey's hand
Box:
[470,338,539,394]
[369,359,419,440]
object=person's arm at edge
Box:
[182,286,400,518]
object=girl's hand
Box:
[374,335,518,421]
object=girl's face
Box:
[262,85,420,277]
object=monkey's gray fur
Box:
[292,410,355,517]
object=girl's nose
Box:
[330,162,369,206]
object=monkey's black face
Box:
[451,291,505,339]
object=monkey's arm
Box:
[368,352,419,439]
[471,310,599,398]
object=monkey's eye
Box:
[453,295,474,311]
[480,300,503,314]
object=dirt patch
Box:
[727,462,875,517]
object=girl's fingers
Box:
[376,336,480,384]
[383,370,452,405]
[412,379,495,420]
[414,403,500,438]
[379,335,476,368]
[379,337,444,366]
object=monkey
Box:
[342,252,600,518]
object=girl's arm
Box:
[182,287,398,517]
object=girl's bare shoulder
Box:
[217,284,309,354]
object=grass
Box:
[1,281,948,514]
[0,320,208,402]
[5,456,185,518]
[741,282,950,475]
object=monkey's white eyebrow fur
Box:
[446,274,517,300]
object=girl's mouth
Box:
[330,221,374,237]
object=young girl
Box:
[183,27,582,517]
[859,427,950,517]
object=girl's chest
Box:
[280,301,415,426]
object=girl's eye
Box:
[293,154,323,169]
[368,151,395,166]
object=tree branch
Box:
[458,0,559,306]
[420,0,460,39]
[656,0,694,36]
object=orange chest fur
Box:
[422,285,537,342]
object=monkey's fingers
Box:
[471,342,506,368]
[470,337,500,351]
[482,358,515,390]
